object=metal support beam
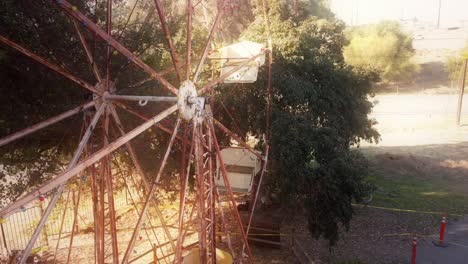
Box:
[109,106,176,253]
[55,0,179,95]
[193,7,223,83]
[212,118,262,160]
[0,35,101,95]
[121,119,181,264]
[0,101,95,147]
[186,0,193,80]
[17,103,106,264]
[0,104,177,218]
[71,19,103,83]
[208,116,254,263]
[104,94,177,103]
[152,0,182,82]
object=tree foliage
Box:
[343,20,419,83]
[215,0,379,245]
[446,45,468,81]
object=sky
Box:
[330,0,468,26]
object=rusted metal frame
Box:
[112,101,186,143]
[16,103,106,264]
[106,0,112,93]
[152,0,182,82]
[110,151,167,264]
[207,116,254,263]
[193,6,223,83]
[108,106,176,252]
[0,35,101,95]
[103,105,120,263]
[65,177,84,264]
[175,125,193,263]
[104,94,177,102]
[90,160,100,263]
[0,104,177,219]
[212,118,262,160]
[193,121,208,263]
[71,19,103,82]
[53,120,86,264]
[205,119,217,263]
[52,189,72,264]
[242,145,269,257]
[186,0,193,80]
[213,180,235,257]
[198,52,265,95]
[56,0,179,95]
[0,101,95,147]
[121,118,181,264]
[97,158,105,264]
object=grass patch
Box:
[366,169,468,216]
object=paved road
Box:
[416,216,468,264]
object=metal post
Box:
[456,60,467,126]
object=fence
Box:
[0,187,134,254]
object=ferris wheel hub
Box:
[178,80,199,121]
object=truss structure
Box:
[0,0,272,263]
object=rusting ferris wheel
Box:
[0,0,272,263]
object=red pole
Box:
[411,237,417,264]
[439,215,447,244]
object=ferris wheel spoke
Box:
[186,0,193,81]
[0,34,101,95]
[0,104,177,219]
[105,0,113,92]
[175,123,192,263]
[112,101,186,143]
[207,116,254,263]
[212,118,263,160]
[152,0,182,82]
[121,118,181,264]
[0,100,95,147]
[198,52,265,95]
[71,19,103,83]
[192,6,223,83]
[55,0,179,96]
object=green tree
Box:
[446,45,468,81]
[343,20,419,83]
[215,0,379,246]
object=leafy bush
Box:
[344,21,419,83]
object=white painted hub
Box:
[177,80,198,121]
